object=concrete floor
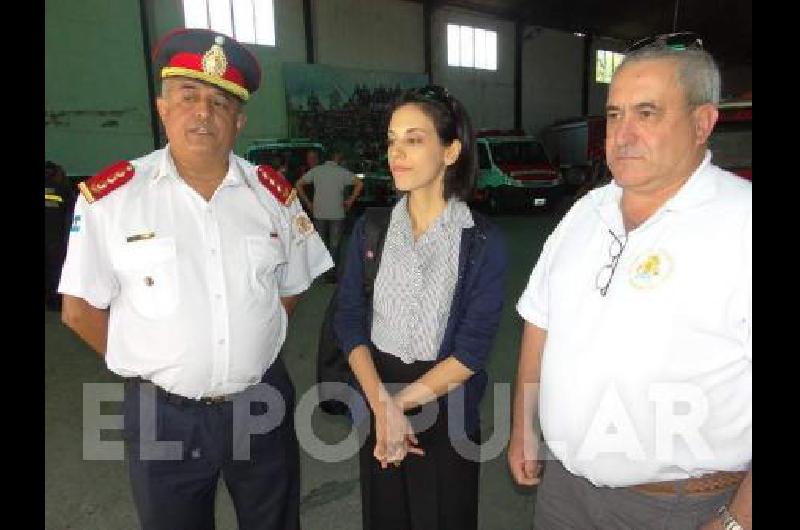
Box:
[45,207,566,530]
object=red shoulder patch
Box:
[257,165,296,206]
[79,160,135,204]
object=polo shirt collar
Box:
[589,150,717,230]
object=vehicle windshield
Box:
[489,140,550,165]
[708,122,752,170]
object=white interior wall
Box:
[45,0,155,175]
[521,27,584,137]
[49,0,750,175]
[313,0,424,73]
[432,7,515,131]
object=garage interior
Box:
[44,1,751,528]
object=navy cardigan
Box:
[334,212,508,436]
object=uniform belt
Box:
[630,470,746,496]
[126,377,234,406]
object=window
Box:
[447,24,497,70]
[595,50,625,83]
[182,0,275,46]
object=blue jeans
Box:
[313,218,344,265]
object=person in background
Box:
[296,148,364,281]
[298,148,319,181]
[45,160,76,311]
[271,153,288,178]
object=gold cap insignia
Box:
[202,36,228,78]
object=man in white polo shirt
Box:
[507,34,751,529]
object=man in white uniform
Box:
[59,28,332,530]
[507,34,751,529]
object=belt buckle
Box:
[200,395,228,405]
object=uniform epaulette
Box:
[257,165,296,206]
[79,160,135,204]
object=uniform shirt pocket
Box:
[245,235,286,298]
[114,237,179,319]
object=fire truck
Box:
[542,97,752,189]
[471,130,563,213]
[708,98,752,180]
[541,115,607,189]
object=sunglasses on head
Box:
[410,85,453,106]
[625,31,703,53]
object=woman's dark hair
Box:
[388,85,476,200]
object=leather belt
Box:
[631,470,746,496]
[126,377,233,406]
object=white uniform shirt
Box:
[59,147,333,398]
[516,152,751,487]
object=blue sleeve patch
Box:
[70,214,82,233]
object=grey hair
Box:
[616,47,721,106]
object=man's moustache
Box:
[612,147,645,158]
[188,125,215,134]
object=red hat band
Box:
[161,43,250,100]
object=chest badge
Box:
[293,212,315,241]
[629,250,673,289]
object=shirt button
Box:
[215,293,222,300]
[218,339,226,346]
[210,248,217,255]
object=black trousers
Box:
[44,240,66,308]
[123,358,300,530]
[360,350,480,530]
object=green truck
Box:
[244,138,325,185]
[472,131,564,212]
[244,138,396,209]
[244,133,564,215]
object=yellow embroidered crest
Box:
[629,251,673,289]
[293,212,315,239]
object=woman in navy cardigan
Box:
[334,85,508,530]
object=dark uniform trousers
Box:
[123,357,300,530]
[44,180,74,309]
